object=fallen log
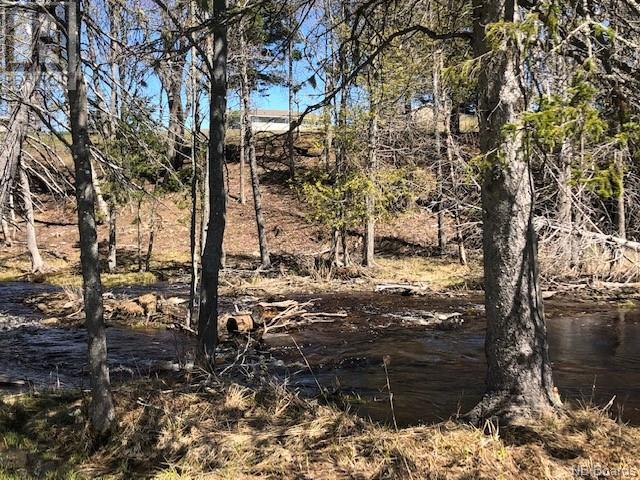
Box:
[300,312,348,318]
[0,375,26,386]
[375,283,427,295]
[169,322,197,335]
[540,219,640,251]
[591,280,640,289]
[257,300,304,309]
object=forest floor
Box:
[1,376,639,479]
[1,138,484,295]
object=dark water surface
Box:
[270,293,640,426]
[1,283,639,426]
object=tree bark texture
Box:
[239,27,270,269]
[67,0,115,437]
[108,202,117,272]
[19,167,45,273]
[0,10,42,219]
[467,0,560,423]
[198,0,227,369]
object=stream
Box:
[1,282,639,426]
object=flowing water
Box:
[270,293,640,426]
[1,283,639,426]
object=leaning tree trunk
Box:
[198,0,227,369]
[67,0,115,437]
[0,10,42,221]
[466,0,560,424]
[1,193,14,246]
[19,167,45,273]
[1,215,11,246]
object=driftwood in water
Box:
[375,283,427,295]
[258,299,347,333]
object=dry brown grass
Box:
[1,378,639,479]
[374,256,483,290]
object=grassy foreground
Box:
[1,378,639,479]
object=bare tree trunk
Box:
[1,215,10,246]
[329,228,341,266]
[321,15,335,174]
[239,8,251,205]
[201,152,210,255]
[188,148,199,325]
[249,145,271,268]
[144,203,156,272]
[167,75,185,170]
[108,202,117,272]
[466,0,559,424]
[321,57,335,173]
[198,0,227,369]
[239,92,247,205]
[107,0,122,137]
[287,33,295,180]
[187,0,200,328]
[445,101,467,266]
[333,45,349,268]
[136,198,143,271]
[556,140,573,266]
[0,11,41,220]
[615,151,626,240]
[1,192,13,246]
[433,52,446,254]
[321,113,334,173]
[571,136,587,268]
[239,25,270,269]
[67,0,114,437]
[105,0,121,273]
[363,105,378,267]
[19,167,45,273]
[90,161,109,223]
[341,229,350,267]
[453,206,467,266]
[145,231,155,272]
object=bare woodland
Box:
[0,0,639,477]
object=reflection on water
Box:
[272,293,640,426]
[1,284,639,426]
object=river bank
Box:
[1,280,640,478]
[1,376,639,479]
